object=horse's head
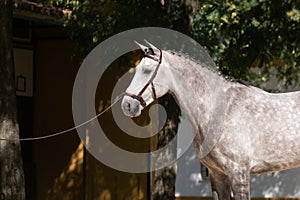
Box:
[122,41,169,117]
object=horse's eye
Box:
[142,68,152,75]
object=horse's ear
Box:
[134,41,148,53]
[144,40,160,55]
[144,40,158,50]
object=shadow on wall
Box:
[46,142,84,200]
[45,142,147,200]
[251,168,300,198]
[175,117,212,197]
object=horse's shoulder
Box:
[223,84,263,115]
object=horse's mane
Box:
[167,50,251,86]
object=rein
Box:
[0,49,162,142]
[125,49,162,107]
[0,93,125,142]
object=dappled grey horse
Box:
[121,42,300,200]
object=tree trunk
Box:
[152,94,180,200]
[151,2,198,199]
[0,0,26,199]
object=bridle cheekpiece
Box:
[125,48,162,107]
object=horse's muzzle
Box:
[121,96,142,117]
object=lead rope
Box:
[0,93,126,142]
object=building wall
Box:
[32,26,150,200]
[33,34,82,199]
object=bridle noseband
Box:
[125,48,162,107]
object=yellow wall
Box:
[32,28,149,199]
[33,36,82,199]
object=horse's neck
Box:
[167,57,226,133]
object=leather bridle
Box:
[125,48,162,107]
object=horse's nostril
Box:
[122,100,132,115]
[126,102,131,111]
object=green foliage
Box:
[57,0,178,57]
[42,0,190,58]
[192,0,300,88]
[46,0,300,89]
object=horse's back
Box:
[222,85,300,173]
